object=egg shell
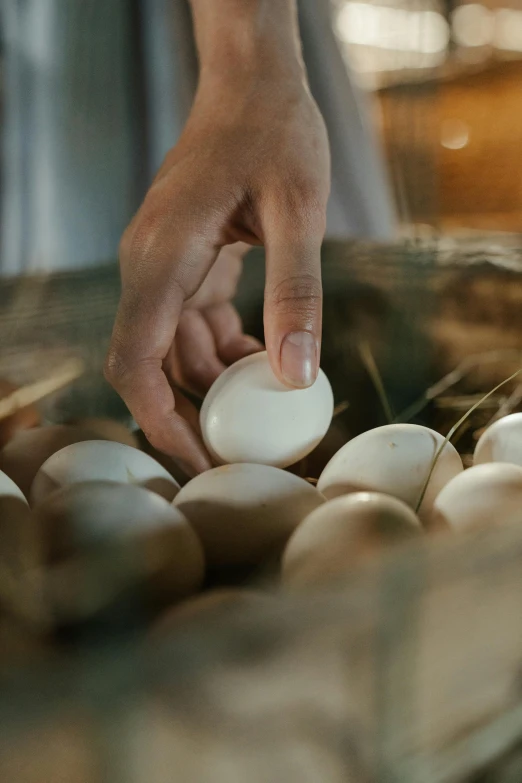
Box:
[200,351,334,469]
[0,378,41,448]
[0,469,28,504]
[36,481,205,617]
[0,425,119,499]
[317,423,463,521]
[282,492,422,589]
[474,413,522,467]
[66,417,139,449]
[174,463,325,568]
[31,440,180,506]
[430,463,522,532]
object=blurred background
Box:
[330,0,522,238]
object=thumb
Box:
[262,206,324,389]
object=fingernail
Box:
[281,331,318,388]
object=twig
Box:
[480,383,522,434]
[333,401,350,418]
[0,358,84,420]
[415,368,522,514]
[358,340,394,424]
[396,349,522,423]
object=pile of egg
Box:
[1,350,522,655]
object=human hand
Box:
[105,2,330,474]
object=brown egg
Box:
[150,589,270,637]
[36,481,205,623]
[0,378,41,448]
[282,492,422,589]
[66,417,139,448]
[0,425,100,499]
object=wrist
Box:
[190,0,305,86]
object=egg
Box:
[31,440,180,506]
[317,423,463,521]
[66,417,139,448]
[200,351,334,469]
[36,481,205,619]
[282,493,422,589]
[474,413,522,467]
[0,425,118,499]
[429,463,522,532]
[0,378,41,447]
[174,463,325,568]
[0,469,28,504]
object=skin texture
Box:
[105,0,331,473]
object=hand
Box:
[105,10,330,474]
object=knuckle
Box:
[122,200,168,266]
[269,178,327,237]
[104,347,133,388]
[270,274,322,316]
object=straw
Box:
[0,358,85,420]
[415,368,522,513]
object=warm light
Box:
[440,119,470,150]
[335,3,449,54]
[495,8,522,51]
[452,4,492,48]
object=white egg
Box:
[36,481,205,606]
[474,413,522,467]
[174,463,325,568]
[31,440,180,506]
[430,463,522,532]
[282,492,422,588]
[0,468,27,504]
[317,423,463,521]
[200,351,334,469]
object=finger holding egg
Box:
[317,423,463,522]
[200,351,334,468]
[282,492,422,589]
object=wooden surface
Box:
[379,60,522,233]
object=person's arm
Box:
[105,0,330,474]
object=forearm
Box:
[188,0,305,83]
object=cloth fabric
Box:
[0,0,395,276]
